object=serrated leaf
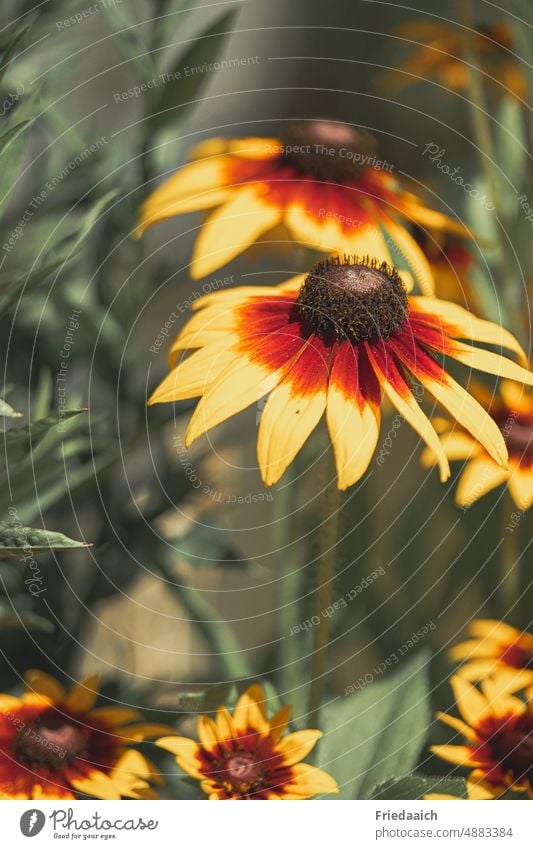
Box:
[0,521,89,555]
[317,652,430,799]
[150,10,238,131]
[372,774,467,800]
[0,409,86,463]
[0,397,22,417]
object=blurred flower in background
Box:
[0,670,170,800]
[383,21,526,102]
[137,120,469,290]
[450,619,533,686]
[421,381,533,510]
[157,683,338,799]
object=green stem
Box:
[499,495,520,616]
[277,466,303,701]
[307,450,341,725]
[457,1,524,336]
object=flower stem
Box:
[499,496,520,617]
[307,449,341,725]
[277,466,303,702]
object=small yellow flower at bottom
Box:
[156,684,339,799]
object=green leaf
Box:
[150,10,238,131]
[0,397,22,418]
[495,97,527,215]
[317,652,430,799]
[0,191,118,315]
[102,2,155,80]
[372,774,467,800]
[0,121,30,155]
[0,85,40,217]
[0,23,32,86]
[0,521,89,555]
[0,410,86,463]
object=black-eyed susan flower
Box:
[450,619,533,686]
[432,674,533,798]
[384,21,526,101]
[0,670,171,799]
[137,120,468,289]
[421,381,533,510]
[148,255,533,491]
[156,683,338,799]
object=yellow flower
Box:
[148,255,533,490]
[413,227,477,309]
[383,21,526,101]
[425,778,494,800]
[136,120,468,288]
[431,674,533,798]
[0,670,172,800]
[421,381,533,510]
[156,684,338,799]
[450,619,533,686]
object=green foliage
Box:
[0,521,88,555]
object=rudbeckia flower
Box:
[137,120,468,289]
[156,683,338,799]
[383,21,526,101]
[432,674,533,798]
[148,255,533,491]
[0,670,172,799]
[421,381,533,510]
[450,619,533,686]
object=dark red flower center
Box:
[282,120,378,181]
[488,712,533,781]
[295,255,409,344]
[14,710,89,770]
[493,410,533,466]
[501,642,533,670]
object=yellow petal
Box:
[418,374,508,468]
[411,298,528,365]
[190,186,281,279]
[24,670,65,702]
[185,357,284,447]
[420,429,479,467]
[215,706,236,741]
[507,463,533,511]
[232,684,270,735]
[500,380,533,414]
[480,678,527,718]
[86,706,142,727]
[435,710,478,742]
[449,637,501,661]
[378,212,435,296]
[63,675,100,714]
[450,676,489,726]
[197,715,220,749]
[257,369,327,486]
[137,158,232,235]
[114,723,175,742]
[156,735,203,778]
[430,744,483,767]
[150,340,237,404]
[455,457,508,507]
[285,763,339,796]
[268,705,292,742]
[276,730,322,766]
[69,770,121,801]
[449,341,533,386]
[367,346,450,481]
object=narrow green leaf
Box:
[150,10,238,131]
[317,652,431,799]
[102,2,155,80]
[0,85,40,217]
[0,410,86,463]
[0,521,88,555]
[0,23,32,86]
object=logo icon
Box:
[20,810,46,837]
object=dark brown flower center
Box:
[295,256,409,344]
[496,413,533,465]
[283,120,378,181]
[501,642,533,670]
[14,711,88,769]
[490,713,533,781]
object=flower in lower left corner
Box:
[0,670,172,799]
[156,684,339,799]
